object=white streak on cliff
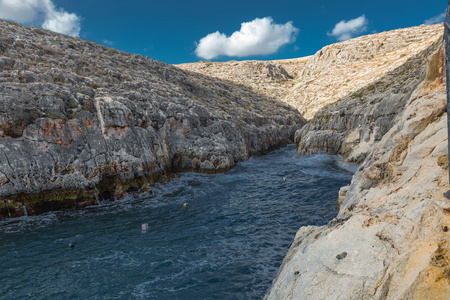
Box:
[94,97,106,136]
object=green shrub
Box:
[46,112,63,119]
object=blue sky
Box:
[0,0,447,64]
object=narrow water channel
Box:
[0,145,358,299]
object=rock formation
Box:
[177,60,295,102]
[1,16,448,299]
[179,24,449,298]
[179,24,443,121]
[286,24,443,119]
[266,34,450,299]
[0,19,305,217]
[295,38,444,163]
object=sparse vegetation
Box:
[46,112,64,119]
[66,103,79,109]
[89,83,100,89]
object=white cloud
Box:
[42,9,80,37]
[424,12,446,25]
[102,40,114,46]
[0,0,40,23]
[328,15,368,41]
[0,0,81,37]
[195,17,299,60]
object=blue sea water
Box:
[0,145,357,299]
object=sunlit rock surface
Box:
[0,19,305,216]
[178,24,443,121]
[267,38,450,300]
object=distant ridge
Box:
[178,23,443,119]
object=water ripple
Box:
[0,145,355,299]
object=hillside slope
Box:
[295,38,443,163]
[287,23,443,119]
[0,19,305,217]
[266,38,450,299]
[178,24,443,120]
[177,60,295,102]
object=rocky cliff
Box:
[266,36,450,299]
[179,24,443,121]
[177,60,295,102]
[2,16,449,298]
[295,38,444,163]
[287,24,443,119]
[0,19,305,217]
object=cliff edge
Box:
[295,38,443,163]
[266,37,450,299]
[0,19,305,217]
[178,24,443,121]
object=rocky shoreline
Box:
[178,27,449,298]
[0,19,305,218]
[266,35,450,299]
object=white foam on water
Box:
[295,154,358,179]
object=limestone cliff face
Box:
[0,19,305,216]
[286,24,443,119]
[178,24,443,122]
[266,40,450,299]
[177,60,294,102]
[295,39,444,163]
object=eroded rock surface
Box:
[287,24,443,119]
[267,39,450,300]
[177,60,294,101]
[178,24,443,122]
[0,19,305,216]
[295,39,445,163]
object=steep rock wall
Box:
[286,24,443,119]
[0,20,306,217]
[295,39,444,163]
[267,40,450,299]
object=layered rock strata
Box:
[0,19,305,217]
[177,60,295,102]
[179,24,443,121]
[295,39,444,163]
[286,24,443,119]
[267,39,450,299]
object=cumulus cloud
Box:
[0,0,40,23]
[424,12,446,25]
[195,17,299,60]
[0,0,81,36]
[328,15,368,41]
